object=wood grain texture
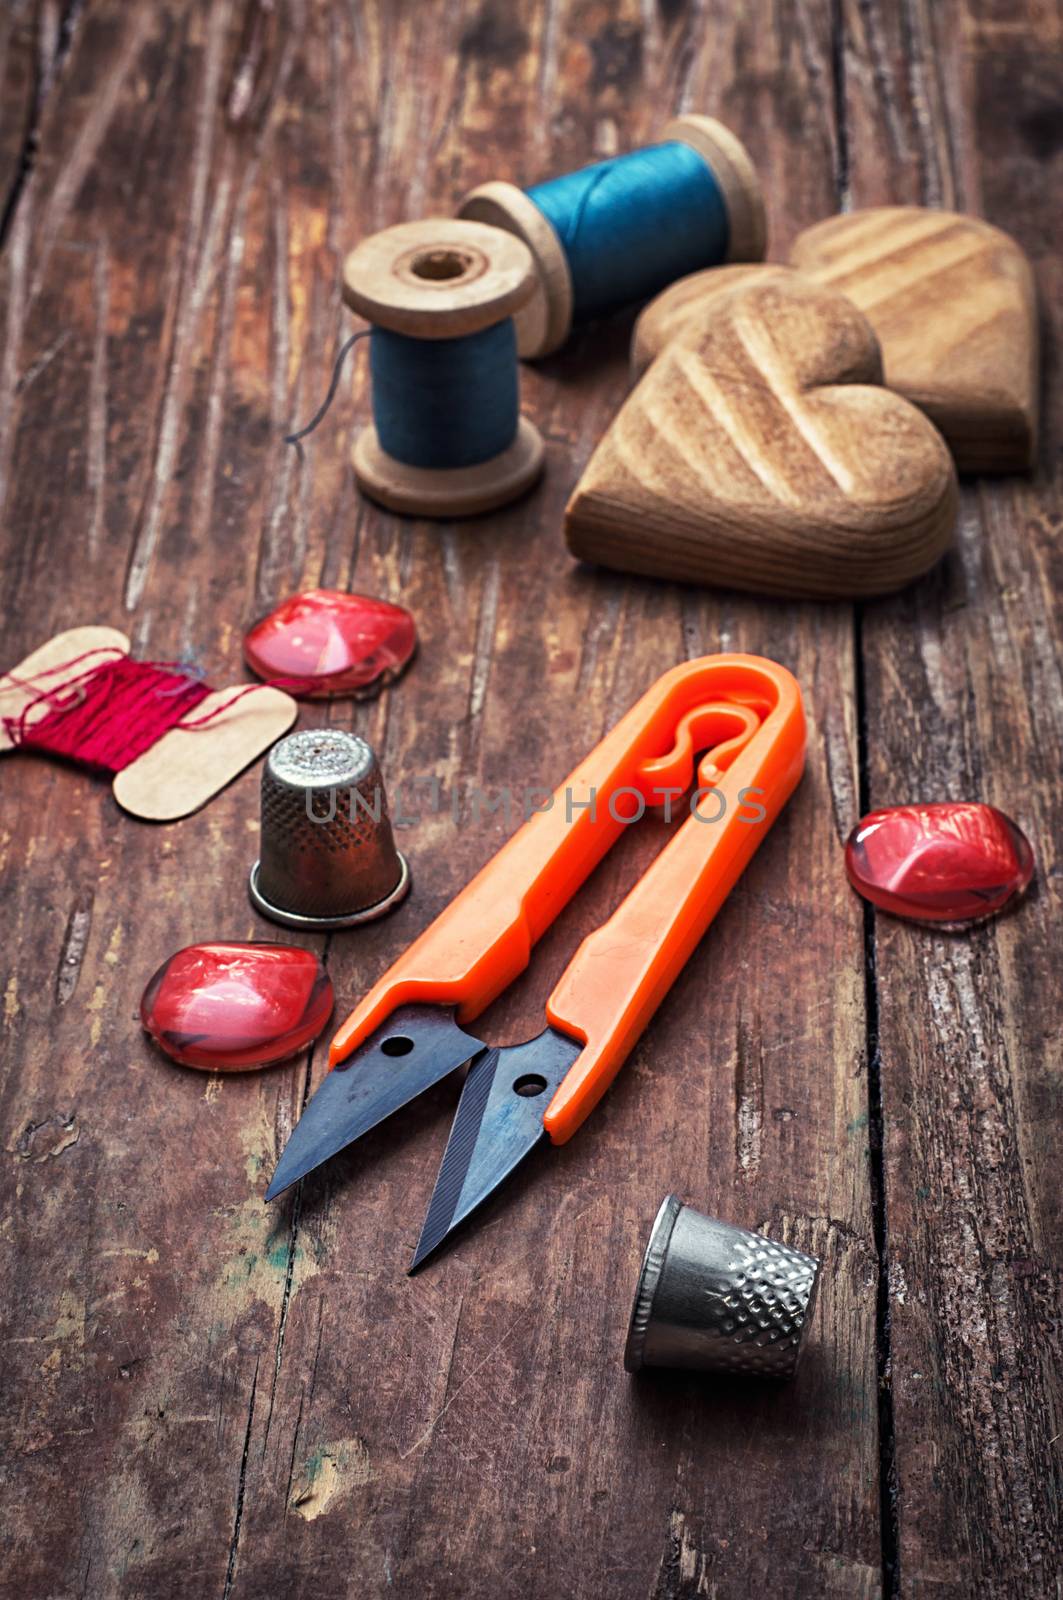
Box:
[841,0,1063,1591]
[0,2,1056,1599]
[567,273,957,598]
[0,2,38,222]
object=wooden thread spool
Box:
[341,218,545,517]
[458,115,766,360]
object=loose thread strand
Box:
[285,330,369,445]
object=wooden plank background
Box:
[0,3,1058,1596]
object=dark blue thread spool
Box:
[459,114,765,359]
[341,219,545,517]
[369,322,519,471]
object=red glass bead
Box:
[243,588,416,700]
[845,803,1034,924]
[140,942,333,1071]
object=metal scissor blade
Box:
[265,1004,485,1201]
[409,1028,581,1272]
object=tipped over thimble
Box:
[624,1196,820,1379]
[249,728,410,930]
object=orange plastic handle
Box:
[330,655,805,1136]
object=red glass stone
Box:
[845,803,1034,924]
[140,942,333,1071]
[243,588,416,700]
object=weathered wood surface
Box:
[0,5,1056,1599]
[842,2,1063,1590]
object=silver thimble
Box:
[624,1196,820,1379]
[249,729,410,930]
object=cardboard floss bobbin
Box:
[341,218,545,518]
[0,626,296,822]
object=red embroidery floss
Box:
[3,653,217,773]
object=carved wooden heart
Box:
[791,209,1037,473]
[632,208,1038,474]
[566,273,957,599]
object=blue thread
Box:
[370,321,519,469]
[526,141,730,324]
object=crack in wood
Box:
[221,1357,258,1600]
[898,0,954,209]
[262,1168,303,1448]
[733,1014,764,1183]
[829,0,853,210]
[854,602,901,1597]
[54,890,94,1007]
[0,0,84,256]
[262,972,331,1460]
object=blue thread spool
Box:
[342,219,545,516]
[459,115,766,360]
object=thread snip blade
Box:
[265,1004,484,1201]
[410,1029,581,1272]
[411,1048,501,1269]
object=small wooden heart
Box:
[567,273,957,599]
[632,208,1038,474]
[791,209,1037,473]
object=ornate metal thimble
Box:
[249,729,410,930]
[624,1196,820,1379]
